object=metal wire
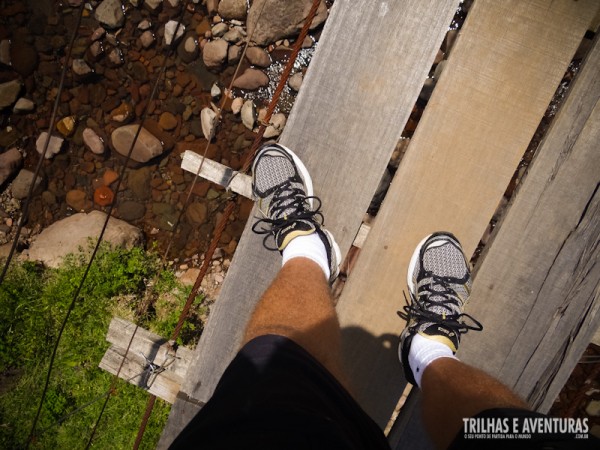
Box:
[0,3,85,286]
[33,366,151,439]
[25,1,190,446]
[131,1,324,447]
[85,324,140,449]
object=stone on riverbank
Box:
[0,80,21,109]
[10,169,43,199]
[0,148,23,187]
[218,0,247,20]
[95,0,126,29]
[247,0,328,46]
[28,211,143,268]
[111,124,164,163]
[232,68,269,90]
[202,39,228,69]
[36,132,64,159]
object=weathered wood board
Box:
[458,34,600,413]
[159,0,460,447]
[336,0,599,428]
[99,318,193,404]
[100,347,182,404]
[181,150,253,199]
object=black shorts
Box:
[170,335,598,450]
[169,334,391,449]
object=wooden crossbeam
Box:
[98,318,192,404]
[159,0,460,447]
[180,150,253,199]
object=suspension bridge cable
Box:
[83,3,192,447]
[25,1,189,446]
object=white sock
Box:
[408,333,457,387]
[281,233,330,280]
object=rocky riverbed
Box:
[0,0,330,290]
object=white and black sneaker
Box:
[398,232,483,385]
[251,142,341,283]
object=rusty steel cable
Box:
[173,0,322,346]
[131,0,323,447]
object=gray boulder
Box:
[28,211,143,268]
[218,0,247,20]
[247,0,328,46]
[245,47,271,67]
[232,68,269,90]
[10,169,44,199]
[0,148,23,187]
[111,124,164,163]
[202,39,228,69]
[0,79,21,109]
[95,0,126,29]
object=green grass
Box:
[0,244,205,449]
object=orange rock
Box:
[102,169,119,185]
[94,186,114,206]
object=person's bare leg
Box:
[243,257,344,383]
[421,358,528,449]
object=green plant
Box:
[0,244,201,449]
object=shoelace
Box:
[398,273,483,335]
[251,180,324,251]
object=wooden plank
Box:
[352,223,371,249]
[458,34,600,413]
[105,317,193,379]
[593,325,600,347]
[98,318,193,404]
[388,391,434,450]
[181,150,253,199]
[158,0,460,447]
[99,346,182,404]
[335,0,599,428]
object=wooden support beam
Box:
[458,34,600,412]
[98,318,192,404]
[335,0,599,429]
[180,150,253,199]
[159,0,460,447]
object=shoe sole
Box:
[406,232,461,296]
[252,143,315,209]
[323,228,342,280]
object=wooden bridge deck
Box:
[159,0,600,448]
